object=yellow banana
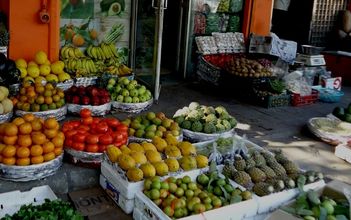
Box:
[108,43,119,57]
[60,46,68,59]
[91,47,98,59]
[86,45,92,58]
[97,46,104,60]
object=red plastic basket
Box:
[291,89,319,106]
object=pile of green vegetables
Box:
[1,199,83,220]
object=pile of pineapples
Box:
[222,149,323,196]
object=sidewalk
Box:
[0,81,350,196]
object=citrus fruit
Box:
[12,117,25,126]
[30,145,43,156]
[23,114,36,122]
[44,118,59,129]
[15,58,27,68]
[16,158,31,166]
[39,64,51,76]
[43,152,55,162]
[16,147,30,158]
[31,155,44,164]
[27,66,40,78]
[4,123,18,136]
[2,157,16,165]
[28,61,38,67]
[32,132,47,145]
[2,145,17,157]
[42,141,55,153]
[19,122,33,135]
[34,51,48,65]
[18,67,27,78]
[127,167,144,182]
[51,136,64,148]
[31,119,43,131]
[3,136,18,145]
[17,135,32,148]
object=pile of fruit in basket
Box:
[63,109,128,153]
[15,51,71,83]
[222,149,324,196]
[332,103,351,123]
[225,57,272,78]
[0,53,20,85]
[123,112,181,139]
[65,85,110,106]
[173,102,237,133]
[14,82,65,112]
[106,135,209,182]
[0,86,13,115]
[107,77,153,103]
[142,166,252,218]
[0,114,64,166]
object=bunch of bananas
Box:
[60,45,85,59]
[105,64,133,76]
[63,58,97,77]
[86,42,118,60]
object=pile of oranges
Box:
[0,114,64,166]
[13,82,65,112]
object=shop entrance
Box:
[133,0,184,78]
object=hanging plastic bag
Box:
[227,15,240,33]
[217,0,230,13]
[208,141,223,165]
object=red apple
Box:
[81,96,90,105]
[72,96,80,104]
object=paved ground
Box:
[0,80,350,218]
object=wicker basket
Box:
[74,77,98,87]
[67,102,111,116]
[15,105,67,121]
[0,111,13,123]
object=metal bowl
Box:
[301,45,325,55]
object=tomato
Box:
[105,118,120,128]
[98,144,108,152]
[82,116,93,125]
[95,122,109,134]
[65,138,73,147]
[121,131,128,138]
[117,124,128,132]
[62,123,74,133]
[74,133,87,143]
[114,133,124,142]
[72,142,85,151]
[85,134,99,144]
[65,130,77,139]
[86,144,99,153]
[99,134,113,145]
[92,117,101,124]
[70,120,81,128]
[80,108,92,118]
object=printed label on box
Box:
[321,77,342,90]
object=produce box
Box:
[255,93,291,108]
[335,144,351,164]
[196,55,223,86]
[0,185,57,218]
[134,169,259,220]
[101,160,208,200]
[254,179,325,214]
[291,90,319,106]
[99,174,134,214]
[266,180,351,220]
[249,33,297,64]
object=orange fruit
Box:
[17,135,32,148]
[2,145,17,158]
[12,117,26,126]
[31,145,43,156]
[35,85,45,94]
[89,29,98,40]
[2,157,16,165]
[19,122,33,135]
[31,155,44,164]
[54,148,63,156]
[52,136,64,148]
[43,152,55,162]
[57,131,65,140]
[57,91,64,98]
[19,95,28,102]
[32,132,47,145]
[27,90,36,98]
[44,118,59,129]
[42,141,55,154]
[23,114,36,122]
[0,143,6,153]
[72,34,85,47]
[31,119,43,131]
[3,136,18,145]
[16,147,30,158]
[64,28,75,41]
[0,123,7,134]
[26,86,35,93]
[44,96,53,105]
[20,87,26,95]
[44,129,58,139]
[16,158,31,166]
[4,124,18,136]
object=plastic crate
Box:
[316,88,344,103]
[256,93,291,108]
[291,89,319,106]
[196,56,222,86]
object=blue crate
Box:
[316,88,344,103]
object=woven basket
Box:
[67,102,111,116]
[15,105,67,121]
[0,111,13,123]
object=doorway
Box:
[133,0,183,79]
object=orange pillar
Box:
[8,0,60,61]
[243,0,274,39]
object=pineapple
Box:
[247,167,267,183]
[244,154,256,169]
[268,161,287,177]
[282,160,299,174]
[222,162,236,178]
[253,182,274,196]
[234,154,246,171]
[259,165,277,179]
[232,171,253,188]
[262,151,276,164]
[253,151,266,167]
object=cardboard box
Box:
[321,77,342,90]
[266,180,351,220]
[68,186,131,220]
[249,33,297,64]
[0,185,57,218]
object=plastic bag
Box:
[283,71,312,96]
[217,0,230,13]
[206,13,220,34]
[208,141,223,165]
[271,58,290,78]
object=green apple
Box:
[130,89,139,97]
[107,84,114,91]
[116,95,124,102]
[108,78,116,86]
[124,96,132,103]
[138,86,146,95]
[121,89,129,97]
[130,80,138,86]
[115,85,122,93]
[122,77,130,85]
[127,83,135,90]
[132,96,140,103]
